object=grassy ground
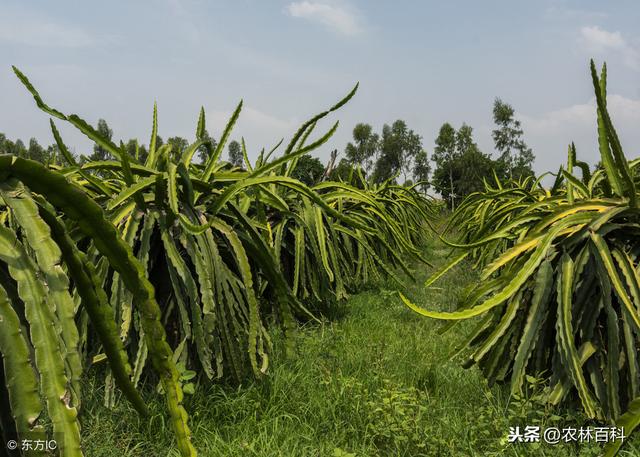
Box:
[80,236,639,456]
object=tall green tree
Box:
[329,158,365,187]
[372,123,400,183]
[167,136,189,160]
[453,147,495,197]
[492,98,535,180]
[27,138,47,163]
[14,139,27,158]
[124,139,149,164]
[0,135,27,157]
[85,119,114,162]
[344,123,378,173]
[196,129,217,164]
[0,134,70,165]
[399,127,423,184]
[45,144,63,166]
[432,123,496,208]
[431,122,458,209]
[372,120,422,184]
[455,124,475,157]
[228,140,243,167]
[290,153,324,186]
[413,150,431,193]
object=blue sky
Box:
[1,0,639,175]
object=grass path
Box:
[81,237,635,456]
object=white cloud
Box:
[581,26,625,51]
[207,105,298,155]
[521,95,640,133]
[520,102,593,134]
[519,94,640,172]
[286,1,362,36]
[579,25,639,70]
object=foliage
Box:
[329,158,360,185]
[0,134,27,157]
[79,244,623,457]
[431,122,458,208]
[288,153,324,186]
[402,62,640,455]
[0,161,188,456]
[0,134,66,165]
[0,66,435,456]
[412,150,430,193]
[84,119,114,162]
[167,136,189,158]
[123,139,148,164]
[492,98,535,180]
[371,120,423,184]
[196,129,217,164]
[432,122,493,208]
[227,140,243,167]
[451,146,495,198]
[344,123,379,173]
[271,175,433,312]
[431,99,535,207]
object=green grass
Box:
[80,236,639,456]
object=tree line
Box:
[0,119,221,166]
[283,98,536,209]
[0,98,534,208]
[334,98,535,209]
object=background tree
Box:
[373,123,400,183]
[413,150,431,193]
[196,129,217,164]
[167,136,189,160]
[455,124,475,157]
[14,139,27,158]
[85,119,114,162]
[138,144,149,164]
[399,127,423,184]
[344,123,378,174]
[27,138,47,163]
[1,133,70,165]
[454,147,495,197]
[124,139,149,163]
[45,143,63,166]
[511,147,535,180]
[290,153,324,186]
[0,136,27,157]
[227,140,243,167]
[432,123,495,208]
[431,122,458,209]
[329,158,365,187]
[371,120,422,184]
[492,98,535,180]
